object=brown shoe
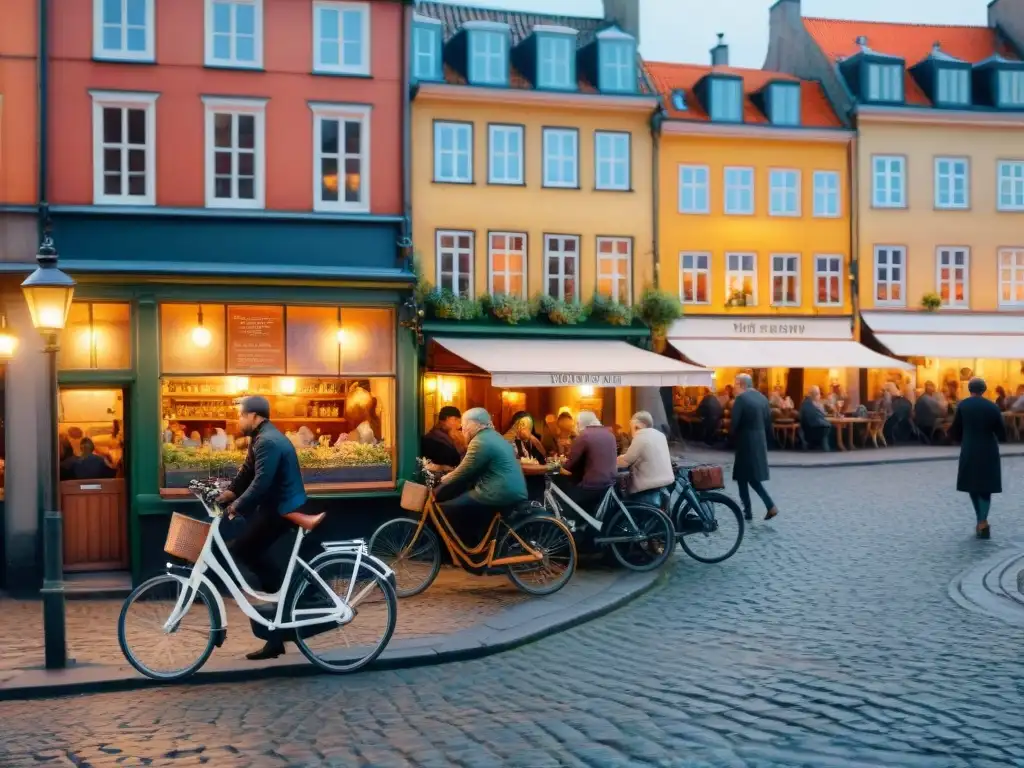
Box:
[764,507,779,521]
[976,522,991,540]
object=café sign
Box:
[549,373,623,385]
[668,316,853,341]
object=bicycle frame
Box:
[543,477,655,546]
[163,496,356,635]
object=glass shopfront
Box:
[158,303,396,492]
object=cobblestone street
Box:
[2,460,1023,767]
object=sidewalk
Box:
[0,565,660,701]
[673,440,1024,469]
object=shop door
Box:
[58,388,129,572]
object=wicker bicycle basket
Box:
[164,512,211,563]
[400,481,429,512]
[688,464,725,491]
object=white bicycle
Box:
[118,479,398,680]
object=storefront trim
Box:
[422,320,650,339]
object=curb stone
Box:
[0,568,665,702]
[947,538,1024,627]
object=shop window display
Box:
[58,302,132,370]
[159,303,395,491]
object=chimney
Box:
[602,0,641,44]
[711,33,729,66]
[855,35,869,48]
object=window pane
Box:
[161,303,227,374]
[286,306,339,375]
[341,308,395,375]
[58,303,132,370]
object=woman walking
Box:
[950,377,1006,539]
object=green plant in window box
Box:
[725,289,748,308]
[920,292,942,312]
[534,295,589,325]
[636,287,683,332]
[480,293,534,324]
[588,294,634,326]
[423,288,483,321]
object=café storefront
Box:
[666,316,911,405]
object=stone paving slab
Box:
[674,441,1024,468]
[0,565,659,701]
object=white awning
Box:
[862,312,1024,360]
[667,338,913,370]
[433,337,713,387]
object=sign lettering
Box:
[732,322,807,337]
[548,373,623,386]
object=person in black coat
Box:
[695,388,724,445]
[949,377,1006,539]
[730,374,780,521]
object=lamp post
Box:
[21,233,75,669]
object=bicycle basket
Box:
[400,481,428,512]
[164,512,211,563]
[688,464,724,491]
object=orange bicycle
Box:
[369,461,577,597]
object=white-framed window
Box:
[678,165,710,214]
[709,78,743,122]
[999,248,1024,307]
[724,167,754,214]
[679,252,710,304]
[770,254,800,306]
[867,63,903,102]
[937,247,969,308]
[936,68,970,106]
[599,39,634,92]
[537,35,574,90]
[313,1,370,76]
[873,245,905,306]
[90,90,158,206]
[488,232,526,297]
[94,0,154,61]
[872,155,906,208]
[769,169,801,216]
[310,103,370,213]
[812,170,840,217]
[542,128,578,188]
[412,19,442,81]
[594,132,630,191]
[769,83,801,125]
[998,70,1024,107]
[997,161,1024,211]
[726,252,757,306]
[487,124,523,185]
[433,122,473,184]
[205,0,263,68]
[596,237,632,303]
[814,255,843,306]
[436,230,474,297]
[203,96,266,209]
[935,157,969,209]
[544,234,579,302]
[468,29,508,86]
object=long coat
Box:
[950,396,1005,495]
[730,389,772,483]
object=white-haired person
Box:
[617,411,675,508]
[559,410,618,514]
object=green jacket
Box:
[442,426,528,507]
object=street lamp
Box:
[0,314,17,362]
[21,233,75,670]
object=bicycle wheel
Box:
[676,491,744,564]
[502,516,577,596]
[290,554,398,674]
[118,573,218,681]
[604,503,675,572]
[369,517,441,598]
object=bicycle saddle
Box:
[284,511,327,531]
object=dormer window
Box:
[535,27,577,90]
[597,28,636,93]
[866,62,903,102]
[466,22,509,86]
[936,67,970,106]
[709,77,743,122]
[412,15,442,82]
[671,89,687,111]
[768,83,801,125]
[999,70,1024,106]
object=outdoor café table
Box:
[521,462,562,477]
[1004,411,1024,442]
[772,419,798,449]
[826,416,871,451]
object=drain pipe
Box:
[400,2,413,270]
[37,0,49,235]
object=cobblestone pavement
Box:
[2,461,1023,767]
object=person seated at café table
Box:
[799,387,833,451]
[503,411,545,464]
[695,387,724,445]
[717,385,735,409]
[559,411,618,514]
[616,411,675,508]
[68,437,117,481]
[914,382,946,436]
[542,411,576,457]
[421,405,465,472]
[769,387,794,412]
[994,386,1008,411]
[1009,384,1024,412]
[825,384,847,415]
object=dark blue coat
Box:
[950,396,1005,495]
[730,389,772,483]
[229,421,307,516]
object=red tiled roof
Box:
[644,62,843,128]
[804,17,1019,107]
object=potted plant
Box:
[480,293,534,324]
[588,294,634,326]
[636,288,682,333]
[534,295,589,325]
[725,289,748,308]
[920,292,942,312]
[423,287,483,320]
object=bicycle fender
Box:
[165,565,229,647]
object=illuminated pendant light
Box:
[336,310,345,345]
[0,314,17,362]
[191,304,212,348]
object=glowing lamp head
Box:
[336,328,346,345]
[0,324,16,362]
[191,324,212,348]
[21,237,76,334]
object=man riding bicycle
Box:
[435,407,528,543]
[215,395,307,661]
